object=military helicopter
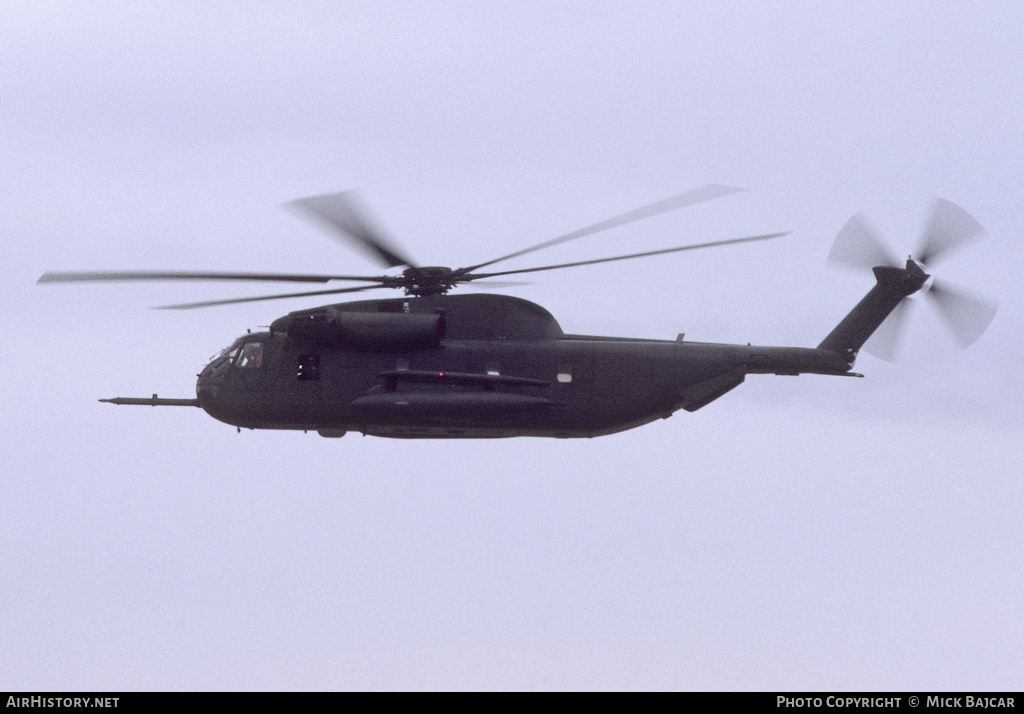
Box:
[38,187,996,439]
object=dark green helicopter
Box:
[39,187,995,439]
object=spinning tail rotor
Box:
[827,199,997,361]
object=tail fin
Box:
[817,260,928,364]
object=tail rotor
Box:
[827,199,997,361]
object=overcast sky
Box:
[3,1,1022,690]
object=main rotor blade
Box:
[154,284,386,310]
[862,297,914,362]
[463,232,786,279]
[828,214,899,271]
[915,199,984,266]
[924,280,997,348]
[459,184,744,273]
[287,191,417,269]
[38,270,389,285]
[461,280,533,290]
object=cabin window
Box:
[297,354,320,381]
[557,367,572,383]
[236,342,263,368]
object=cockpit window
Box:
[236,342,263,368]
[217,340,242,360]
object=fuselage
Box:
[196,293,849,439]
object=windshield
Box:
[217,340,242,360]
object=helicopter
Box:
[38,187,996,439]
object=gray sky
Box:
[3,1,1022,690]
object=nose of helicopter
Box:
[196,356,231,418]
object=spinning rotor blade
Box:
[37,270,388,285]
[460,184,744,273]
[827,214,898,271]
[828,199,996,358]
[862,297,914,362]
[467,281,533,289]
[924,280,997,348]
[464,232,786,279]
[287,191,417,269]
[154,284,386,310]
[915,199,984,266]
[39,186,776,304]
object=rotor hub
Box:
[399,266,457,296]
